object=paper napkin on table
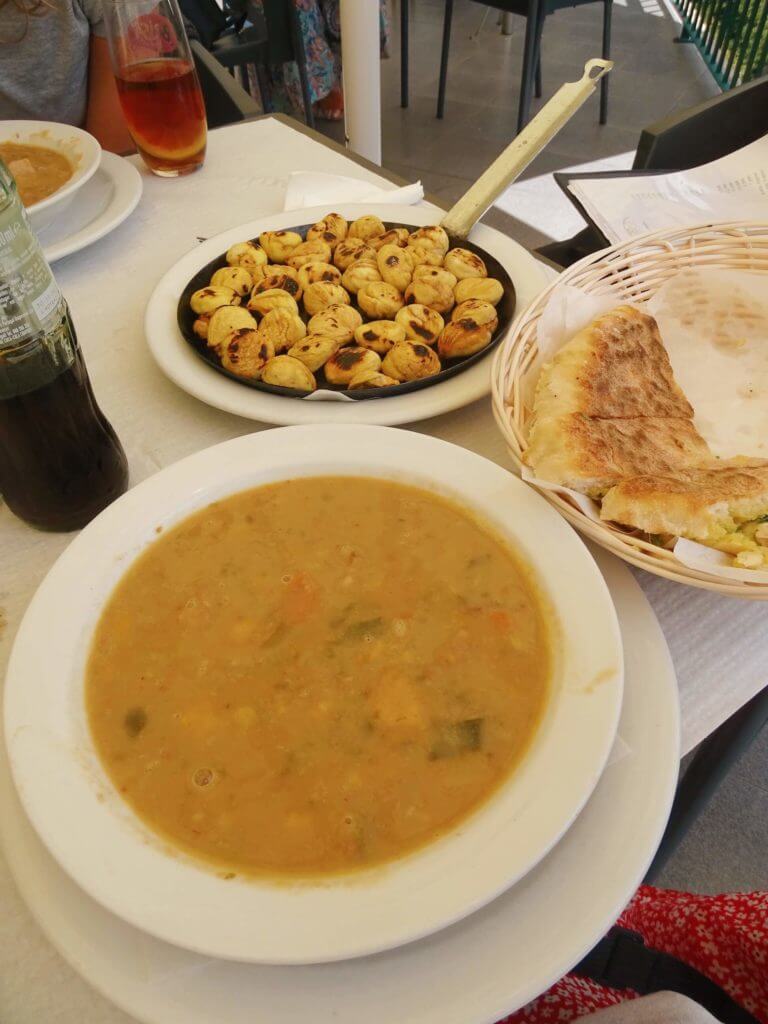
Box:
[283,171,424,211]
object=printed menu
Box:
[567,133,768,242]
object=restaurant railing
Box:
[673,0,768,90]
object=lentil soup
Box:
[86,477,551,877]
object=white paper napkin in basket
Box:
[282,172,425,402]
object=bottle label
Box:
[0,205,64,348]
[0,177,74,398]
[32,280,62,323]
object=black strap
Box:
[574,927,760,1024]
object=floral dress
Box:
[503,887,768,1024]
[254,0,390,116]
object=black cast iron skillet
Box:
[176,60,612,402]
[177,225,516,401]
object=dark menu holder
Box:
[553,168,671,250]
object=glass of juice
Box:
[103,0,207,176]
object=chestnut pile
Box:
[188,213,504,394]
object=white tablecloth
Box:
[1,117,766,1024]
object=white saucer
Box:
[144,203,550,426]
[39,151,143,264]
[0,547,679,1024]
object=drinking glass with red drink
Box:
[103,0,207,176]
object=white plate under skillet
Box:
[0,545,679,1024]
[4,426,621,965]
[39,151,143,264]
[144,203,550,426]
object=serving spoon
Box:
[441,58,613,239]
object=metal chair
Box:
[632,72,768,171]
[401,0,612,134]
[182,0,315,128]
[180,0,230,48]
[190,38,261,128]
[180,0,266,73]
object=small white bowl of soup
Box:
[0,121,101,233]
[4,426,623,964]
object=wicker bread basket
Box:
[491,220,768,599]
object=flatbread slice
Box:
[600,460,768,541]
[524,414,711,498]
[531,305,693,421]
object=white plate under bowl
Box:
[144,203,549,426]
[0,120,102,232]
[4,426,622,965]
[0,548,679,1024]
[39,151,143,264]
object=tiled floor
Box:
[312,1,768,895]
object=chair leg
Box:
[254,63,272,113]
[600,0,613,125]
[535,50,542,99]
[401,0,409,108]
[517,0,541,134]
[243,62,256,100]
[533,2,545,101]
[536,0,548,93]
[288,0,315,128]
[436,0,454,120]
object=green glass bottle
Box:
[0,158,128,531]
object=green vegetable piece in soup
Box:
[430,718,484,759]
[262,620,288,648]
[124,707,147,737]
[338,617,384,642]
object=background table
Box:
[1,116,766,1023]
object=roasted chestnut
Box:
[261,354,316,391]
[324,346,382,385]
[303,281,351,316]
[357,281,404,319]
[394,303,444,346]
[190,285,240,315]
[443,247,487,280]
[258,230,302,263]
[354,319,406,355]
[382,340,441,381]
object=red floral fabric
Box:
[502,977,639,1023]
[501,887,768,1024]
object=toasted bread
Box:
[531,305,693,421]
[600,460,768,541]
[525,414,711,498]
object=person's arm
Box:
[84,35,136,155]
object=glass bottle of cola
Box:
[0,158,128,531]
